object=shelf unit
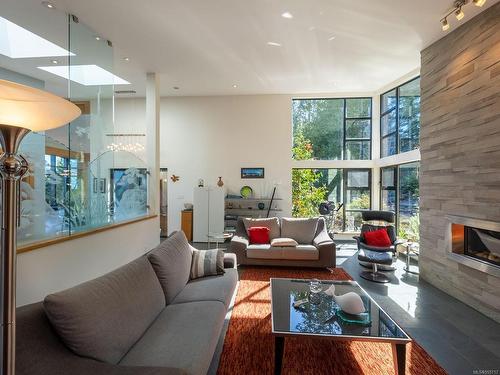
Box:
[224,197,283,233]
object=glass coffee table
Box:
[271,278,411,375]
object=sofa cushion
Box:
[281,217,318,244]
[247,245,318,260]
[248,226,270,244]
[246,244,278,259]
[148,231,193,303]
[173,268,238,308]
[364,228,392,247]
[190,249,225,279]
[242,217,280,240]
[271,237,298,247]
[283,245,319,260]
[119,301,226,375]
[43,257,165,364]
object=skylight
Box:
[0,16,74,58]
[38,65,130,86]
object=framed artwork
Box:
[241,167,265,179]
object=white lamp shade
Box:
[0,79,81,131]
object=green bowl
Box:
[240,185,253,198]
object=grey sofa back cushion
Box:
[148,231,193,303]
[281,217,319,244]
[43,256,165,365]
[242,217,280,240]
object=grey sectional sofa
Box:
[230,217,336,268]
[17,231,238,375]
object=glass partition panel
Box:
[0,1,147,247]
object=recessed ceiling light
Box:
[173,86,180,90]
[123,57,130,61]
[267,41,282,47]
[41,1,55,9]
[281,12,293,19]
[328,36,336,41]
[38,64,130,86]
[0,16,74,58]
[232,84,237,88]
[95,36,101,41]
[51,59,58,64]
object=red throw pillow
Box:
[248,227,270,244]
[363,228,392,247]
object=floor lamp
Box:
[0,79,81,375]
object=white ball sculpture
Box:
[325,285,365,315]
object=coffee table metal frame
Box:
[270,278,411,375]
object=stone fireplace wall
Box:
[419,3,500,322]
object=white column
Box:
[146,72,160,215]
[371,94,381,210]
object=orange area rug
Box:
[217,267,447,375]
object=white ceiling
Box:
[3,0,499,97]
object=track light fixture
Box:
[441,18,450,31]
[440,0,486,31]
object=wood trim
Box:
[72,101,91,115]
[17,214,158,254]
[45,146,88,161]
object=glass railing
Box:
[0,2,149,248]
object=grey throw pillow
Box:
[281,217,319,244]
[242,217,280,240]
[43,257,165,364]
[190,249,225,279]
[148,231,193,303]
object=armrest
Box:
[231,235,249,249]
[223,252,237,269]
[313,226,333,247]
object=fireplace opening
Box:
[451,223,500,267]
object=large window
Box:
[292,168,371,232]
[380,77,420,157]
[380,162,420,235]
[292,98,372,160]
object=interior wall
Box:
[419,3,500,322]
[161,95,294,232]
[17,217,160,306]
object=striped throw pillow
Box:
[190,249,225,279]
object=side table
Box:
[403,242,419,275]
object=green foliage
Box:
[348,193,370,210]
[292,98,372,161]
[292,132,327,218]
[292,99,344,160]
[398,213,420,243]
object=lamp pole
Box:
[0,124,30,375]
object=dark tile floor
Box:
[336,241,500,375]
[196,240,500,375]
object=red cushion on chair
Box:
[363,228,392,247]
[248,227,270,244]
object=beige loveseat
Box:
[229,217,336,268]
